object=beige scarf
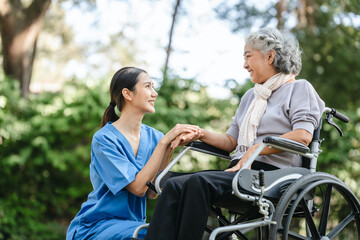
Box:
[236,73,295,156]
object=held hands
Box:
[170,130,204,149]
[162,124,202,149]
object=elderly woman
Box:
[144,28,325,240]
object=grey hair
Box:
[245,28,302,75]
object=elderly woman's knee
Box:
[162,177,184,194]
[186,173,210,188]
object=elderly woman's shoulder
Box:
[289,79,321,98]
[243,87,255,97]
[293,79,317,89]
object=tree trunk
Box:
[163,0,181,78]
[295,0,316,31]
[0,0,51,97]
[275,0,286,30]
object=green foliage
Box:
[147,74,237,135]
[316,109,360,195]
[225,78,254,100]
[0,73,109,239]
[215,1,275,32]
[297,0,360,109]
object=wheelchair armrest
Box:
[154,142,231,194]
[186,141,231,160]
[263,136,310,154]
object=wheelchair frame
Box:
[133,107,360,240]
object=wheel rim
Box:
[274,176,360,239]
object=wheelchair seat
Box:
[212,167,310,214]
[236,167,310,199]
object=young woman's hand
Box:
[170,130,204,149]
[161,124,201,147]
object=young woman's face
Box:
[131,72,158,114]
[243,44,276,84]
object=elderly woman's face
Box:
[243,44,277,84]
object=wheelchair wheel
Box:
[269,172,360,239]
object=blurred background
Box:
[0,0,359,239]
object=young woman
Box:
[66,67,201,240]
[145,28,325,240]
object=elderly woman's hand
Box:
[225,144,260,172]
[161,124,200,148]
[170,130,204,149]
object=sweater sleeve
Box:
[226,88,254,141]
[226,108,240,141]
[289,80,325,134]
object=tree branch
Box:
[25,0,51,24]
[164,0,181,78]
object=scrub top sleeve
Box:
[92,138,138,195]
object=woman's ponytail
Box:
[100,102,119,128]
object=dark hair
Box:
[100,67,147,127]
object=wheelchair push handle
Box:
[324,107,349,137]
[328,107,349,123]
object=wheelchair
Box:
[133,107,360,240]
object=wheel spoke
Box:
[277,228,308,240]
[300,198,321,238]
[319,185,332,235]
[287,230,309,240]
[327,213,355,239]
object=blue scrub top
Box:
[66,123,164,240]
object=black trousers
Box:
[145,161,278,240]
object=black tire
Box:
[269,172,360,239]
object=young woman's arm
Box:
[126,124,200,197]
[146,146,174,199]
